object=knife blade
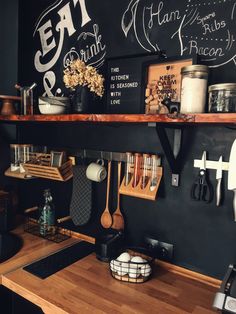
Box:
[228,139,236,221]
[216,156,223,207]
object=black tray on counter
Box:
[23,241,94,279]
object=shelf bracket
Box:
[155,125,183,187]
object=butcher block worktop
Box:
[0,226,219,314]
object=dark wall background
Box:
[17,123,236,279]
[0,0,18,95]
[0,1,18,189]
[1,0,236,279]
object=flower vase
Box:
[72,86,90,113]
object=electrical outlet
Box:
[144,236,173,261]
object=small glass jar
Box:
[132,153,142,188]
[141,154,151,189]
[150,155,159,191]
[124,152,134,186]
[10,144,20,171]
[180,65,209,113]
[208,83,236,112]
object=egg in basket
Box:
[109,249,154,283]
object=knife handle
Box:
[234,190,236,221]
[216,178,221,207]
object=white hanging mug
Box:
[86,159,107,182]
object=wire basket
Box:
[109,248,154,283]
[24,217,71,243]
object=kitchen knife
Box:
[216,156,223,207]
[228,139,236,221]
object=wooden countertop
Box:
[0,227,219,314]
[0,225,78,283]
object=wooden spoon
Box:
[100,160,113,228]
[112,161,124,230]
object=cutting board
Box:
[70,165,92,226]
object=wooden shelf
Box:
[0,113,236,124]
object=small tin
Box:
[208,83,236,112]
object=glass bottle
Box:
[39,189,55,237]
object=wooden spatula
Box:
[100,160,113,228]
[112,161,124,230]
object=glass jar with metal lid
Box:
[208,83,236,112]
[180,65,209,113]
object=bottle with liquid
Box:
[39,189,55,236]
[141,154,151,189]
[132,153,141,188]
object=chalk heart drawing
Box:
[33,0,106,96]
[122,0,236,68]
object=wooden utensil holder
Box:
[119,167,162,200]
[23,153,73,181]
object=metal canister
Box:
[208,83,236,112]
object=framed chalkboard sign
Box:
[105,53,165,114]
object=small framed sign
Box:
[105,52,165,114]
[142,55,196,114]
[50,151,65,167]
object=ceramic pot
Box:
[71,86,91,113]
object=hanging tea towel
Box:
[69,165,92,226]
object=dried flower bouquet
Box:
[63,59,104,97]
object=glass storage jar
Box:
[208,83,236,112]
[10,144,33,172]
[132,153,141,188]
[180,65,209,113]
[10,144,20,171]
[124,152,134,186]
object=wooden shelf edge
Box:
[4,168,34,180]
[0,113,236,124]
[59,227,95,244]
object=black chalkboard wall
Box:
[15,0,236,279]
